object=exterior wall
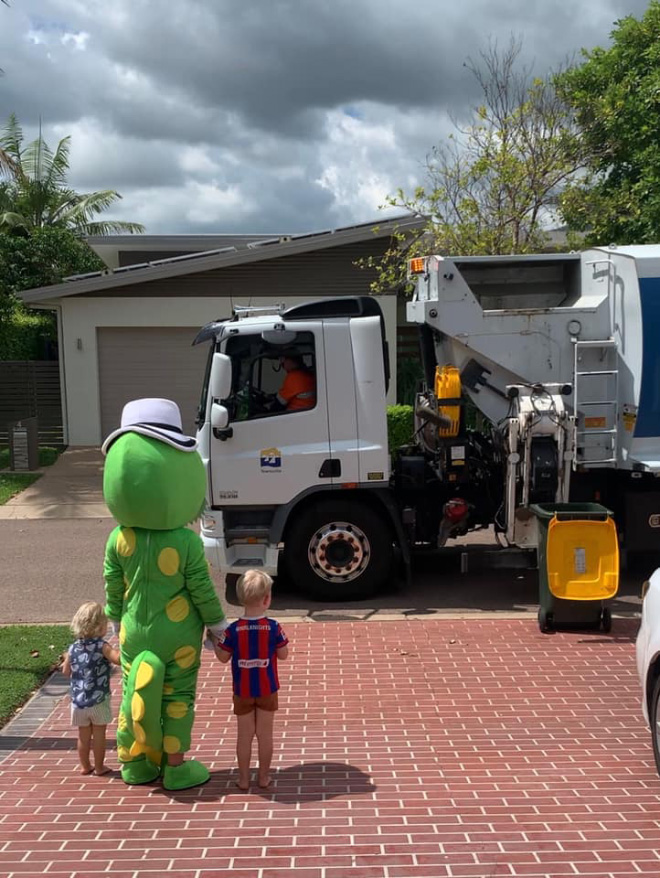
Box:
[60,294,397,446]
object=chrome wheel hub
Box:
[308,521,370,582]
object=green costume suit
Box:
[103,431,226,790]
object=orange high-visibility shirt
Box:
[278,370,316,411]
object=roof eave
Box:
[20,215,424,304]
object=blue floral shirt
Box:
[68,638,111,708]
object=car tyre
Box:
[651,675,660,777]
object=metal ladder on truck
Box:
[573,338,619,467]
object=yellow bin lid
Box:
[546,516,619,600]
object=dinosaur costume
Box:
[102,398,227,791]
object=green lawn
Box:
[0,445,62,470]
[0,445,61,504]
[0,625,70,727]
[0,473,41,505]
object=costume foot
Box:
[121,758,160,786]
[162,759,210,791]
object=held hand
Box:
[203,628,220,651]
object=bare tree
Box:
[363,38,585,292]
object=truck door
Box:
[209,325,330,507]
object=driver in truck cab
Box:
[276,351,316,412]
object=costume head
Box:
[102,398,206,530]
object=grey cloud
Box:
[0,0,655,234]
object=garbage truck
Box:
[193,244,660,600]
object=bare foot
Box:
[258,774,271,789]
[79,766,93,775]
[235,777,250,791]
[94,766,111,776]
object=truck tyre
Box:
[284,499,393,601]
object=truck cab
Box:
[195,297,399,600]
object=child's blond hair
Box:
[236,570,273,606]
[71,601,107,640]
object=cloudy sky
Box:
[0,0,652,234]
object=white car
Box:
[636,570,660,772]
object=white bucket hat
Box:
[101,398,198,455]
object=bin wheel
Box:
[601,607,612,633]
[538,608,553,633]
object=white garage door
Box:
[98,327,209,441]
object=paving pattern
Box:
[1,617,658,878]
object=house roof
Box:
[86,233,282,269]
[20,215,425,304]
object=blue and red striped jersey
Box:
[219,617,288,697]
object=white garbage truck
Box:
[193,244,660,600]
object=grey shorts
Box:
[71,697,112,727]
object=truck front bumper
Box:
[201,533,280,577]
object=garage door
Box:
[98,327,209,441]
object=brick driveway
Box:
[1,617,658,878]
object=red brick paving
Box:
[1,617,658,877]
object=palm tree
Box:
[0,114,144,235]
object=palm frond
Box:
[0,209,28,230]
[0,113,23,167]
[76,219,145,235]
[0,146,18,180]
[22,134,55,183]
[45,136,71,189]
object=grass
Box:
[0,625,70,727]
[0,473,41,505]
[0,445,61,470]
[0,445,60,504]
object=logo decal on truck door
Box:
[260,447,282,471]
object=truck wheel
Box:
[284,499,393,601]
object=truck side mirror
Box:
[211,403,229,429]
[211,403,232,440]
[209,353,232,400]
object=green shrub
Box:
[0,446,61,470]
[387,405,414,452]
[0,309,56,360]
[397,357,424,405]
[39,446,60,467]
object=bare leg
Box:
[77,725,93,774]
[236,711,256,790]
[91,725,110,775]
[255,709,275,788]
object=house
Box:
[18,216,424,447]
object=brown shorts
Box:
[233,693,278,715]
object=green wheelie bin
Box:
[530,503,619,634]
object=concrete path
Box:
[0,616,655,878]
[0,447,109,520]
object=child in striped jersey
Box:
[212,570,289,790]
